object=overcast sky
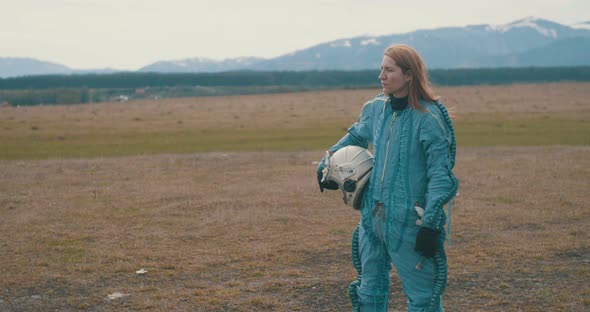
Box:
[1,0,588,70]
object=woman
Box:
[317,44,458,312]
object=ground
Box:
[0,83,589,311]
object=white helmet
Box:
[321,146,374,210]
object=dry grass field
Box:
[0,83,589,311]
[1,83,588,159]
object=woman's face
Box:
[379,55,411,97]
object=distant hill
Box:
[515,37,590,66]
[0,58,120,78]
[139,57,265,73]
[2,17,590,78]
[0,58,72,77]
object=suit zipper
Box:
[380,112,397,188]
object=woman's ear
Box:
[404,70,412,82]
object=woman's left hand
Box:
[415,227,440,258]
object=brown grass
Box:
[0,83,589,311]
[2,82,588,132]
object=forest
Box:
[1,66,589,106]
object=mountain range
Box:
[2,17,589,78]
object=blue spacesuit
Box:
[318,94,458,312]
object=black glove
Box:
[415,227,441,258]
[317,171,339,192]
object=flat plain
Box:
[0,83,589,311]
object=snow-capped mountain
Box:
[1,17,589,78]
[246,16,590,71]
[571,21,590,30]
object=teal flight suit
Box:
[318,94,458,312]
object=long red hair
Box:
[384,44,438,111]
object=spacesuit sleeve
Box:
[316,101,373,173]
[419,106,458,230]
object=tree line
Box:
[1,67,589,106]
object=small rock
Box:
[31,295,41,299]
[107,292,129,300]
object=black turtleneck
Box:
[389,94,409,111]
